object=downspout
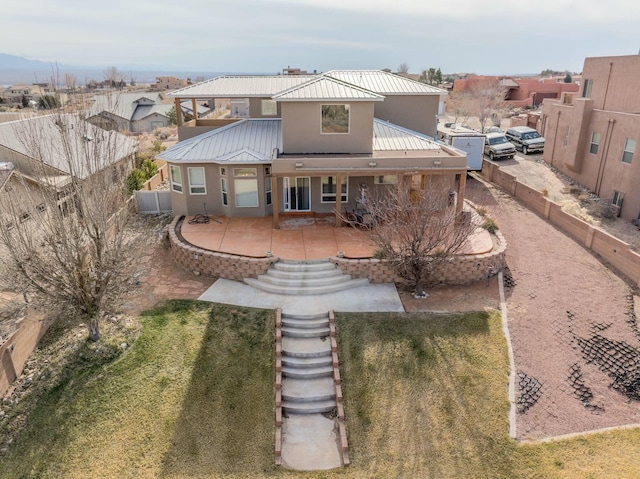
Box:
[595,118,616,195]
[602,62,613,110]
[550,110,561,166]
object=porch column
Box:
[191,98,198,121]
[335,173,343,227]
[174,98,183,126]
[272,176,280,229]
[456,172,466,216]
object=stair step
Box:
[282,377,336,402]
[267,268,345,279]
[281,317,330,329]
[281,326,329,338]
[273,261,337,272]
[282,365,334,379]
[282,312,330,321]
[244,277,370,295]
[282,337,331,358]
[258,274,352,287]
[282,355,332,369]
[282,399,336,414]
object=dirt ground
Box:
[466,175,640,440]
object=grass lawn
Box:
[1,303,639,478]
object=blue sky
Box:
[3,0,639,75]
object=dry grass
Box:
[2,304,640,478]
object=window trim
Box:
[188,167,206,195]
[170,165,183,193]
[589,131,600,155]
[622,138,636,164]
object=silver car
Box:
[484,132,516,160]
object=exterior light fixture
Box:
[295,162,303,168]
[433,160,442,166]
[368,161,377,167]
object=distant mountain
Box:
[0,52,58,69]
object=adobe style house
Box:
[158,70,469,228]
[453,75,579,108]
[541,54,640,221]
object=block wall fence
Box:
[481,161,640,286]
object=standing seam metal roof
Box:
[169,75,316,98]
[156,119,282,163]
[325,70,447,95]
[272,76,384,101]
[373,119,441,151]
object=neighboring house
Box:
[86,92,170,133]
[453,75,579,108]
[0,114,137,216]
[541,54,640,222]
[86,92,209,133]
[153,76,190,90]
[158,70,468,227]
[2,84,47,105]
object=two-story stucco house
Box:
[541,54,640,221]
[158,70,469,228]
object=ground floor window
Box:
[221,178,228,205]
[235,179,258,207]
[321,176,347,203]
[265,177,272,205]
[170,165,182,193]
[188,167,206,194]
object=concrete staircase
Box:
[276,310,349,469]
[281,313,335,415]
[244,259,369,295]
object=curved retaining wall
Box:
[169,216,507,285]
[332,231,507,285]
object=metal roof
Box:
[0,162,14,190]
[88,92,164,121]
[157,119,281,164]
[373,119,441,151]
[0,114,138,179]
[272,76,384,102]
[326,70,447,95]
[169,75,316,99]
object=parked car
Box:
[505,126,545,154]
[482,126,503,134]
[484,132,516,160]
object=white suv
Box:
[505,126,545,154]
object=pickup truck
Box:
[484,132,516,160]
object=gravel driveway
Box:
[467,175,640,440]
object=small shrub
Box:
[373,249,387,259]
[141,159,158,179]
[541,188,549,197]
[151,140,166,154]
[481,217,499,234]
[476,206,488,216]
[126,169,146,193]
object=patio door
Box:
[283,177,311,212]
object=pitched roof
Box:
[88,92,165,121]
[325,70,447,95]
[272,76,384,102]
[0,114,138,179]
[0,162,14,190]
[373,119,441,151]
[157,119,281,164]
[169,75,316,98]
[158,117,443,164]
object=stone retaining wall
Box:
[170,216,507,286]
[332,231,507,286]
[168,216,276,280]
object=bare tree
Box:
[350,177,478,297]
[397,62,410,74]
[0,102,138,341]
[471,78,508,131]
[104,66,126,90]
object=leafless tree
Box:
[397,62,410,74]
[0,100,139,341]
[349,177,478,297]
[470,78,508,132]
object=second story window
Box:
[563,127,570,147]
[589,132,601,155]
[582,79,593,98]
[622,138,636,164]
[261,100,277,116]
[322,104,349,134]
